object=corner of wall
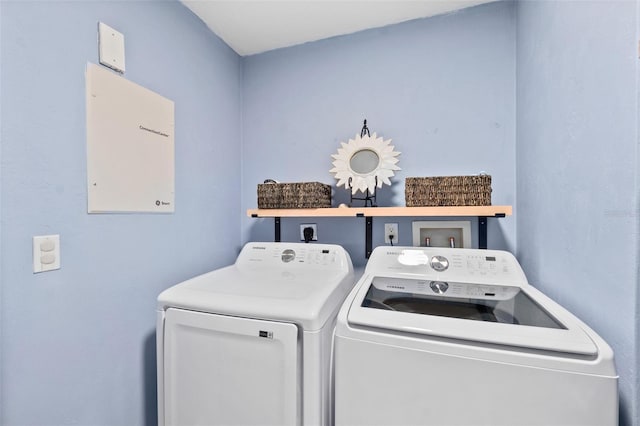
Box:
[239,55,247,245]
[631,0,640,425]
[0,0,5,421]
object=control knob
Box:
[430,255,449,272]
[430,281,449,294]
[281,249,296,263]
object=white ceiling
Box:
[181,0,498,56]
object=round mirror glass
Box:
[330,132,401,196]
[350,149,380,175]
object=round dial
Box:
[430,255,449,272]
[430,281,449,294]
[281,249,296,263]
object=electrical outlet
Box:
[384,223,398,244]
[300,224,318,241]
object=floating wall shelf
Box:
[247,206,512,258]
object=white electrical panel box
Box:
[86,62,175,213]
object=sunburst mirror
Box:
[330,130,401,200]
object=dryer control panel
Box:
[365,247,528,286]
[236,242,351,270]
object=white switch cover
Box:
[384,223,399,244]
[98,22,125,73]
[33,235,60,273]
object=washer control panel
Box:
[371,276,520,301]
[366,247,527,286]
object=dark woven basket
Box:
[257,182,332,209]
[405,175,492,207]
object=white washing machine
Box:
[157,242,354,426]
[334,246,618,426]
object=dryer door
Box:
[162,308,299,426]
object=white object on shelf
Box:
[330,132,400,195]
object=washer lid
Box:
[347,276,598,356]
[158,243,354,331]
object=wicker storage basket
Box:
[405,175,492,207]
[257,182,332,209]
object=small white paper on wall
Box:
[86,62,175,213]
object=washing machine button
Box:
[430,255,449,272]
[430,281,449,294]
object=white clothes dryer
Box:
[157,242,354,426]
[334,246,618,426]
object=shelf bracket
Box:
[478,214,506,249]
[478,216,487,249]
[354,213,373,258]
[365,216,373,258]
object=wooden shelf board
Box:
[247,205,512,218]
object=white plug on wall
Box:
[384,223,398,244]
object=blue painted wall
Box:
[242,1,517,268]
[3,0,639,424]
[516,1,639,425]
[0,1,242,424]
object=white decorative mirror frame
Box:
[330,131,401,197]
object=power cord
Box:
[389,234,394,246]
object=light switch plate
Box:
[98,22,125,73]
[33,234,60,273]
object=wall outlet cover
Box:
[384,223,399,244]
